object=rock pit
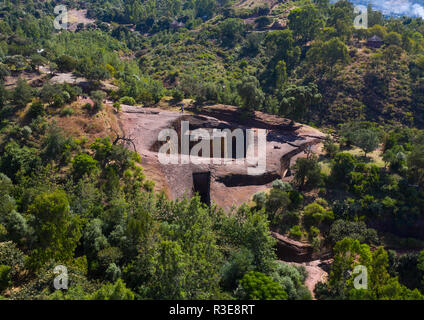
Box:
[119,104,325,211]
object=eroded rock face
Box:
[119,105,325,211]
[271,231,315,262]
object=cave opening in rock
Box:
[216,172,280,187]
[193,172,211,205]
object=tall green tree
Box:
[288,5,323,43]
[12,79,32,108]
[237,76,264,112]
[28,191,83,270]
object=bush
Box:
[83,103,93,112]
[293,156,323,190]
[90,90,106,113]
[237,271,288,300]
[281,211,300,230]
[221,248,254,290]
[105,263,121,282]
[143,180,155,192]
[289,225,302,240]
[56,55,78,72]
[0,242,25,280]
[271,261,312,300]
[119,96,136,106]
[329,219,379,245]
[90,279,135,300]
[253,192,267,209]
[172,89,184,102]
[113,101,121,111]
[72,154,99,180]
[0,265,11,291]
[303,202,326,229]
[271,179,293,192]
[323,136,339,158]
[12,79,33,108]
[27,101,45,119]
[60,107,74,117]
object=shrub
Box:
[253,192,267,209]
[72,154,99,180]
[293,156,323,190]
[90,279,135,300]
[119,96,136,106]
[0,265,11,291]
[113,101,121,111]
[303,202,326,229]
[143,180,155,192]
[281,211,300,230]
[271,261,312,300]
[90,90,106,113]
[329,219,379,245]
[271,179,293,192]
[172,89,184,102]
[0,242,25,280]
[83,103,93,112]
[105,263,121,282]
[60,107,74,117]
[323,136,339,158]
[27,101,45,119]
[221,248,254,290]
[289,225,302,240]
[237,271,288,300]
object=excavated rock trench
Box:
[119,105,328,295]
[119,105,325,210]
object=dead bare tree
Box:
[112,129,137,153]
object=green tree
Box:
[292,156,322,190]
[275,60,287,90]
[237,271,288,300]
[279,84,322,120]
[384,32,402,46]
[221,248,255,291]
[323,135,339,158]
[330,153,357,187]
[28,191,82,270]
[288,5,323,43]
[271,261,312,300]
[56,54,78,72]
[218,18,245,47]
[237,76,264,112]
[0,265,11,292]
[307,38,350,71]
[90,279,135,300]
[407,145,424,188]
[90,90,106,113]
[72,154,99,180]
[322,238,424,300]
[352,128,381,157]
[146,240,189,299]
[221,205,277,274]
[12,79,33,108]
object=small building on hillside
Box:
[367,35,383,48]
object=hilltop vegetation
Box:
[0,0,423,300]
